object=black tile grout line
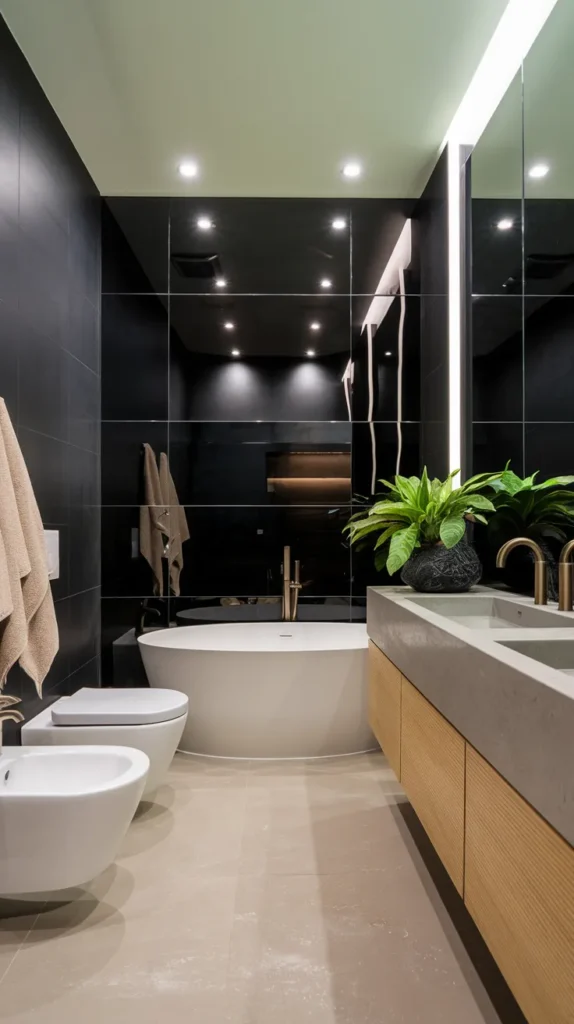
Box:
[167,214,172,634]
[472,421,574,426]
[17,424,100,456]
[100,595,356,601]
[62,345,101,378]
[101,291,446,298]
[100,504,355,509]
[100,419,422,425]
[44,655,100,693]
[54,586,100,604]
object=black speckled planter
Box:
[400,539,482,593]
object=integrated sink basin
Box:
[496,638,574,676]
[402,594,574,629]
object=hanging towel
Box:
[159,452,190,597]
[0,398,58,694]
[139,443,169,596]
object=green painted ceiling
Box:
[1,0,508,197]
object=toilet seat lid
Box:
[51,688,189,726]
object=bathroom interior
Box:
[0,0,573,1020]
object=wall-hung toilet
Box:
[21,688,188,797]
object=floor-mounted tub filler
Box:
[139,621,374,759]
[0,745,149,895]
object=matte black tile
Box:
[0,212,19,304]
[101,597,168,687]
[102,294,168,420]
[18,428,69,525]
[472,423,524,477]
[18,330,68,442]
[525,423,574,477]
[351,296,420,421]
[69,505,101,595]
[0,92,19,225]
[67,354,100,452]
[67,588,100,675]
[169,421,352,505]
[101,421,168,505]
[68,444,100,510]
[68,656,100,694]
[68,293,100,374]
[525,297,574,421]
[472,296,523,421]
[169,198,351,295]
[103,199,168,293]
[351,422,420,497]
[42,596,71,691]
[18,225,69,343]
[0,297,18,421]
[169,294,350,421]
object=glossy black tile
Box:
[472,296,523,421]
[102,506,156,597]
[101,597,168,686]
[525,423,574,477]
[351,422,420,496]
[524,200,574,297]
[102,199,169,293]
[169,421,351,505]
[472,423,524,476]
[102,421,168,505]
[171,596,356,625]
[471,199,523,296]
[169,198,351,295]
[102,293,168,420]
[351,296,420,421]
[525,297,574,421]
[350,199,416,295]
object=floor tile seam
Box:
[0,910,44,989]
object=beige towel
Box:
[139,443,169,596]
[159,452,190,597]
[0,398,59,693]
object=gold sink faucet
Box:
[496,537,548,605]
[558,539,574,611]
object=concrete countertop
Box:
[367,585,574,847]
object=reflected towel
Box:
[0,398,58,694]
[159,452,189,597]
[139,443,169,596]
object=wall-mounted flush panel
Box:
[44,529,60,580]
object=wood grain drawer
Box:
[368,641,401,779]
[400,677,465,894]
[465,745,574,1024]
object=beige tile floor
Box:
[0,752,525,1023]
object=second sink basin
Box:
[403,594,574,629]
[496,638,574,675]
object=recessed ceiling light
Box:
[320,278,333,289]
[224,321,235,331]
[215,277,227,288]
[197,216,213,230]
[231,348,240,357]
[306,349,316,358]
[309,321,321,331]
[178,160,199,179]
[497,218,514,231]
[342,161,362,179]
[332,218,347,231]
[528,163,549,179]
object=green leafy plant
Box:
[344,468,502,576]
[488,465,574,547]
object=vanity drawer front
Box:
[368,641,401,779]
[400,677,465,894]
[465,745,574,1024]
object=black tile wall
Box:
[0,17,101,742]
[100,194,440,683]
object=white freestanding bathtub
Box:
[138,622,374,758]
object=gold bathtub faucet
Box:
[282,545,302,622]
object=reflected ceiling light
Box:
[528,163,550,179]
[224,321,235,331]
[331,218,347,231]
[309,321,321,331]
[341,161,362,179]
[215,277,227,288]
[231,348,241,357]
[178,160,199,178]
[320,278,333,289]
[384,350,392,357]
[306,349,316,358]
[197,216,214,230]
[497,217,514,231]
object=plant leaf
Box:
[386,523,419,575]
[439,516,466,549]
[463,493,495,511]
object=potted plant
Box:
[487,466,574,598]
[345,468,502,592]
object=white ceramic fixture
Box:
[0,746,149,895]
[21,688,188,796]
[138,622,373,759]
